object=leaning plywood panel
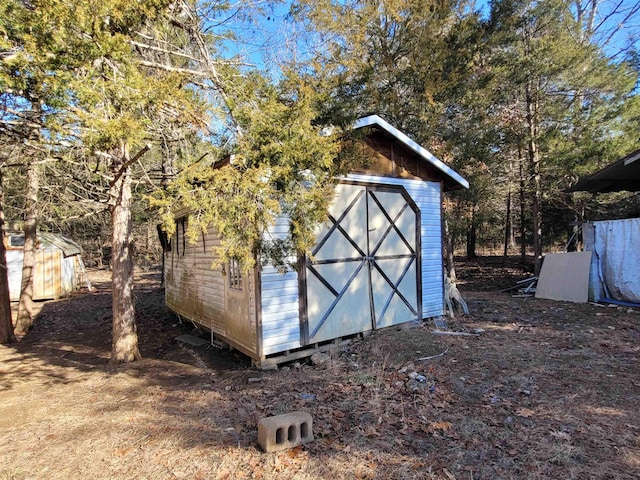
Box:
[535,252,592,303]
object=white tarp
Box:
[584,218,640,303]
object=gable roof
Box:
[8,232,82,257]
[567,148,640,193]
[353,115,469,190]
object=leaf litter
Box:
[0,258,639,479]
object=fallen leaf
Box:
[365,426,381,437]
[114,447,134,457]
[431,421,453,431]
[287,445,304,458]
[516,408,535,418]
[550,430,571,441]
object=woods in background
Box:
[1,0,638,351]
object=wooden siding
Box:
[7,247,79,301]
[259,216,302,355]
[165,224,259,358]
[346,174,444,318]
[351,136,443,184]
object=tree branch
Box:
[110,143,152,187]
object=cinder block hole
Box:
[288,425,297,442]
[300,422,309,438]
[276,427,285,444]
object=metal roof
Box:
[8,232,83,257]
[353,115,469,190]
[567,148,640,193]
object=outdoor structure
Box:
[6,232,85,302]
[568,148,640,305]
[568,148,640,193]
[164,115,469,367]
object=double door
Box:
[303,183,421,344]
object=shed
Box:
[6,232,85,301]
[568,148,640,305]
[164,115,469,367]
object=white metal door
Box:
[304,183,420,344]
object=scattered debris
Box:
[417,347,449,362]
[433,316,449,331]
[310,352,331,367]
[599,297,640,308]
[500,276,538,294]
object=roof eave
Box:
[353,115,469,190]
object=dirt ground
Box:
[1,257,639,480]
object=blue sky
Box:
[218,0,640,74]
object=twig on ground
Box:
[417,347,449,361]
[431,331,480,337]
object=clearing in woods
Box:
[0,257,639,479]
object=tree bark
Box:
[443,217,457,283]
[15,162,39,333]
[466,205,477,259]
[0,172,16,344]
[159,134,175,288]
[526,78,543,275]
[519,148,526,263]
[503,186,512,257]
[109,143,141,363]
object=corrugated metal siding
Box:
[347,174,444,318]
[260,216,302,355]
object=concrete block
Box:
[258,411,313,452]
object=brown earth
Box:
[1,258,639,480]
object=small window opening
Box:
[9,235,25,247]
[175,217,187,256]
[229,257,242,290]
[157,225,171,253]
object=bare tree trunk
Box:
[526,79,543,275]
[15,162,39,333]
[503,186,512,257]
[109,143,141,363]
[159,134,175,288]
[518,148,526,263]
[0,172,16,344]
[466,205,477,260]
[443,217,457,283]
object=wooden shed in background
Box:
[164,115,469,367]
[6,232,85,301]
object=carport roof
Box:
[567,148,640,193]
